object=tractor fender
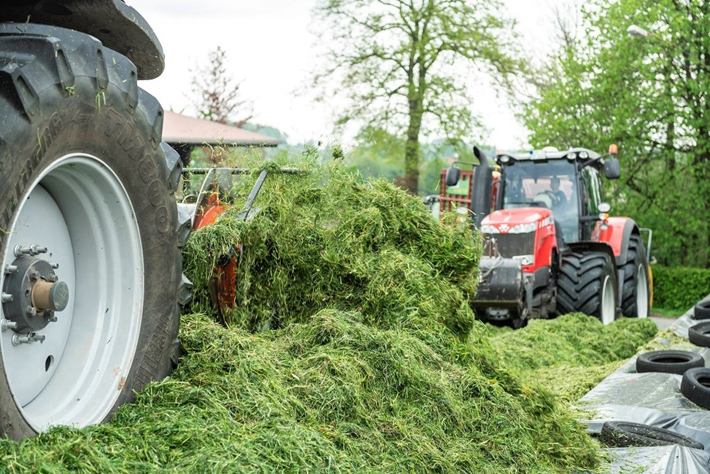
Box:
[566,241,618,274]
[596,217,640,266]
[0,0,164,79]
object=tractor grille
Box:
[487,233,535,258]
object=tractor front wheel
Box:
[557,251,618,324]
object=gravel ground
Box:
[650,316,677,331]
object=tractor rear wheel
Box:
[0,24,192,439]
[620,235,650,318]
[557,251,617,324]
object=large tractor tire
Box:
[620,235,650,318]
[557,251,617,324]
[0,24,192,440]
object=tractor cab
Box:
[494,147,620,246]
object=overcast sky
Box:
[129,0,565,149]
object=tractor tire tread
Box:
[0,23,191,439]
[620,234,649,317]
[556,251,616,322]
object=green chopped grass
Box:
[0,152,658,472]
[488,315,658,404]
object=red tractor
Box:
[442,146,652,328]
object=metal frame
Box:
[639,228,653,262]
[181,167,306,227]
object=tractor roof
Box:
[495,148,601,164]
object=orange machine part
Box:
[194,193,238,317]
[194,194,227,229]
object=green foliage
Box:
[346,126,469,195]
[651,265,710,311]
[314,0,523,193]
[524,0,710,267]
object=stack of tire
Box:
[683,300,710,413]
[601,301,710,450]
[598,348,707,449]
[600,301,710,449]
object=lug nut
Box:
[1,293,12,303]
[12,333,45,346]
[29,271,40,281]
[14,245,48,257]
[26,306,36,317]
[0,320,18,332]
[50,263,59,269]
[30,245,48,255]
[14,245,30,257]
[4,265,17,275]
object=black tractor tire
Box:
[681,368,710,410]
[688,322,710,348]
[600,421,704,449]
[636,350,705,375]
[0,24,192,440]
[619,234,650,318]
[694,301,710,320]
[557,251,618,324]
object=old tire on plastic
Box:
[557,251,618,325]
[620,235,650,318]
[0,24,192,440]
[636,350,704,375]
[600,421,704,449]
[689,322,710,348]
[695,301,710,320]
[681,368,710,410]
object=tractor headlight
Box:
[480,224,499,234]
[509,223,537,234]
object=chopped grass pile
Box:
[489,315,658,403]
[178,159,600,471]
[183,160,480,337]
[0,156,659,471]
[0,312,600,472]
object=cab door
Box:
[579,167,603,240]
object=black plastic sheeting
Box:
[576,295,710,473]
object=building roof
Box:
[163,111,280,147]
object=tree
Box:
[190,46,252,126]
[525,0,710,267]
[313,0,523,194]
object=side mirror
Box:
[604,158,621,179]
[446,165,461,187]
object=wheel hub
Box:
[2,250,69,336]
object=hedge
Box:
[652,265,710,311]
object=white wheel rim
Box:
[601,275,615,325]
[636,264,649,318]
[0,154,143,431]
